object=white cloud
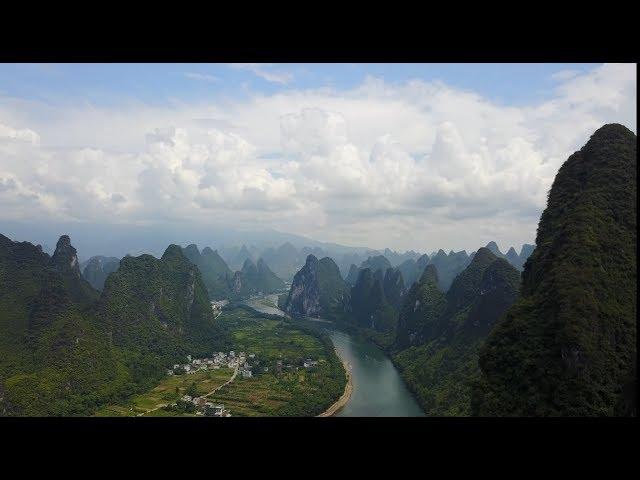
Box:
[0,63,635,252]
[551,69,581,81]
[230,63,294,85]
[0,122,40,144]
[184,72,219,83]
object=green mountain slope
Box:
[347,266,406,334]
[99,245,230,363]
[1,235,231,416]
[238,258,285,294]
[182,244,233,300]
[0,234,127,416]
[395,265,447,350]
[283,255,349,319]
[472,123,637,417]
[394,248,520,415]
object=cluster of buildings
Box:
[211,300,228,317]
[179,395,230,417]
[167,351,256,377]
[303,359,319,368]
[274,358,319,374]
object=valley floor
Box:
[94,367,235,417]
[96,306,346,417]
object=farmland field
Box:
[208,307,346,416]
[94,367,234,417]
[94,306,346,417]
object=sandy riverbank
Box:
[318,352,352,417]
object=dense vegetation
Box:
[237,258,286,295]
[395,265,447,350]
[394,249,520,415]
[182,244,234,300]
[473,124,637,417]
[0,235,231,416]
[98,245,232,388]
[0,235,127,415]
[182,243,285,300]
[283,254,350,320]
[206,307,346,416]
[346,267,404,334]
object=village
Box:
[161,350,320,417]
[168,350,255,378]
[161,350,255,416]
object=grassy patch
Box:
[96,367,233,416]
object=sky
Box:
[0,63,636,253]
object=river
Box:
[243,294,425,417]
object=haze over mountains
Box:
[74,233,534,299]
[0,123,635,417]
[277,124,637,417]
[394,248,521,414]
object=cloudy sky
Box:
[0,63,636,252]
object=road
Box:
[202,362,239,398]
[137,363,239,417]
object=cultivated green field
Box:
[94,367,233,416]
[208,307,346,416]
[210,308,346,416]
[95,307,346,417]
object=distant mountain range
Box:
[0,222,379,266]
[82,256,120,291]
[394,248,520,415]
[180,244,285,300]
[3,122,633,417]
[278,123,637,417]
[280,255,348,319]
[484,241,534,271]
[280,239,534,339]
[0,227,536,417]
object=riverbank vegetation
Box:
[207,307,346,416]
[95,306,346,417]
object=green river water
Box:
[244,295,425,417]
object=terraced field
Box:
[206,375,293,416]
[94,367,234,417]
[94,307,346,417]
[210,307,347,416]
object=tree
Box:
[186,382,198,398]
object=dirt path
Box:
[137,364,238,417]
[202,363,239,398]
